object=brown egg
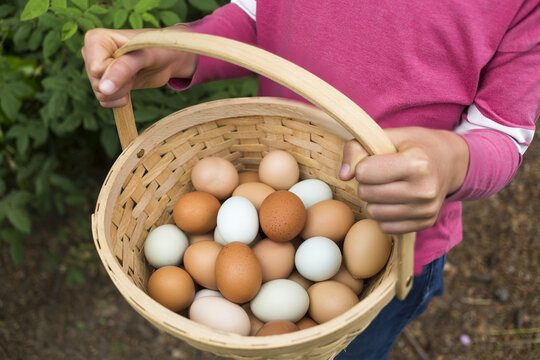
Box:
[301,200,355,244]
[215,242,262,303]
[147,266,195,312]
[173,191,220,234]
[307,281,359,324]
[258,150,299,190]
[343,219,392,279]
[252,238,295,282]
[188,233,214,245]
[232,182,275,211]
[191,157,239,200]
[238,171,260,184]
[329,265,364,295]
[259,191,307,242]
[255,320,299,336]
[183,240,223,290]
[296,317,318,330]
[242,303,264,335]
[287,271,313,291]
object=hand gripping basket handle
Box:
[111,30,415,300]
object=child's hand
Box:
[81,27,197,108]
[339,127,469,234]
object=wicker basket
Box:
[91,31,416,360]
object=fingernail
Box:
[99,79,116,94]
[339,164,350,178]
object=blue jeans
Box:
[336,254,447,360]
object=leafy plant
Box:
[1,0,258,279]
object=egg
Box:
[238,171,260,184]
[329,265,364,295]
[252,238,296,282]
[296,317,318,330]
[307,280,359,324]
[183,240,223,290]
[147,266,195,312]
[250,279,309,323]
[295,236,342,281]
[191,157,239,200]
[213,226,227,246]
[173,191,221,234]
[289,179,333,209]
[189,296,250,336]
[259,191,306,242]
[215,242,262,303]
[258,150,299,190]
[255,320,299,336]
[343,219,392,279]
[232,182,275,211]
[287,271,313,291]
[301,200,355,244]
[242,303,265,335]
[194,289,223,301]
[188,232,214,245]
[217,196,259,245]
[143,224,189,268]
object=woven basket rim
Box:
[92,97,400,352]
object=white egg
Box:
[194,289,223,301]
[250,279,309,323]
[289,179,333,209]
[217,196,259,245]
[213,226,227,246]
[143,224,189,268]
[295,236,342,281]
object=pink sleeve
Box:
[448,0,539,202]
[168,3,257,90]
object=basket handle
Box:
[111,30,415,299]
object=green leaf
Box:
[9,81,35,97]
[51,6,82,18]
[142,12,159,27]
[158,0,177,9]
[28,30,44,51]
[13,23,33,47]
[52,0,67,8]
[43,31,62,58]
[113,9,128,28]
[159,10,180,26]
[0,179,5,197]
[50,173,77,192]
[9,238,24,264]
[88,4,108,14]
[20,0,50,21]
[122,0,136,11]
[187,0,218,13]
[171,0,187,21]
[42,76,69,91]
[1,91,21,121]
[69,0,88,11]
[61,21,78,40]
[83,12,104,28]
[7,206,31,234]
[47,91,68,120]
[129,12,143,29]
[0,5,16,18]
[134,0,160,13]
[100,126,120,158]
[77,17,95,31]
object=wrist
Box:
[442,130,470,195]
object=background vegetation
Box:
[0,0,257,282]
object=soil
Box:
[1,131,539,360]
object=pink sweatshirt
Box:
[170,0,540,274]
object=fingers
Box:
[375,218,437,235]
[339,140,368,180]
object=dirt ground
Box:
[1,131,539,360]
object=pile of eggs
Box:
[143,150,392,336]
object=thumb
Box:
[339,139,369,180]
[99,50,149,95]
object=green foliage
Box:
[1,0,257,280]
